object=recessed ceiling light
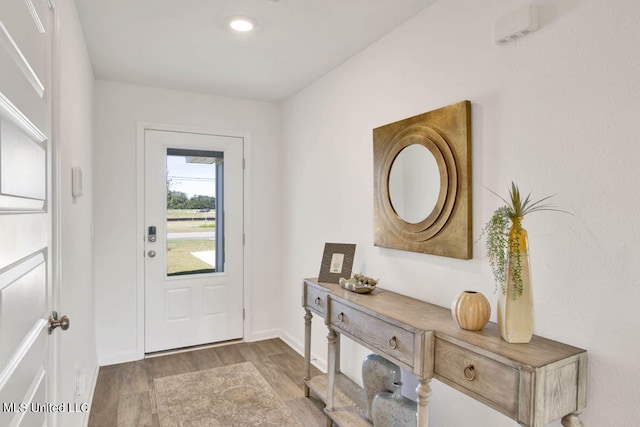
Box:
[228,16,257,32]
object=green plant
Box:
[481,182,567,299]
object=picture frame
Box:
[318,243,356,283]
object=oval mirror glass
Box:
[388,144,440,224]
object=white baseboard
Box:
[82,362,100,427]
[246,328,281,342]
[97,349,143,366]
[277,329,303,356]
[278,329,327,373]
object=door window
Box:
[166,148,224,276]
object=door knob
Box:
[148,250,156,258]
[48,311,70,334]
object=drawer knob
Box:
[314,297,321,306]
[463,364,476,381]
[337,313,344,323]
[388,336,397,349]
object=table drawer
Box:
[330,300,415,368]
[434,338,519,418]
[304,284,327,316]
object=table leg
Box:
[303,309,312,397]
[561,413,583,427]
[326,328,338,412]
[334,331,341,374]
[416,377,432,427]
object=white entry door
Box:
[144,129,244,353]
[0,0,58,426]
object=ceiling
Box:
[73,0,437,102]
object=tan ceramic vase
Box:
[497,217,534,343]
[451,291,491,331]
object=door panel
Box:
[0,252,46,366]
[0,0,47,96]
[166,288,190,321]
[0,256,48,386]
[203,285,226,315]
[0,117,47,201]
[144,129,244,353]
[0,0,50,131]
[0,0,54,425]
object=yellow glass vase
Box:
[497,217,533,343]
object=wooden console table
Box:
[302,278,587,427]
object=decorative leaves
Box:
[487,182,568,219]
[482,182,569,299]
[484,206,510,295]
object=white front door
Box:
[0,0,58,426]
[144,129,244,353]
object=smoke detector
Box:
[494,5,539,45]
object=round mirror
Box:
[388,144,441,224]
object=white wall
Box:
[93,81,282,364]
[280,0,640,425]
[57,1,98,425]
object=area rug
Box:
[154,361,300,427]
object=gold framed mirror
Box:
[373,100,472,259]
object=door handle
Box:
[48,311,70,334]
[148,250,156,258]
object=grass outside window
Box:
[167,239,215,275]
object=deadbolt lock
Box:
[148,226,157,242]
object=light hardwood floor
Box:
[88,339,327,426]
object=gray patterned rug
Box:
[155,361,300,426]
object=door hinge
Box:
[243,158,246,170]
[243,309,245,320]
[243,233,245,245]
